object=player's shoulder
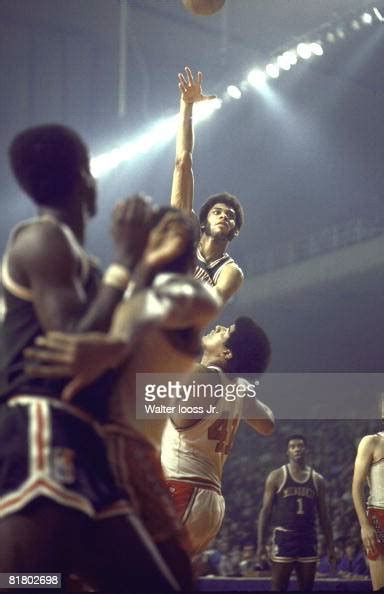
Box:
[357,433,381,451]
[225,260,244,279]
[312,469,325,485]
[267,465,285,484]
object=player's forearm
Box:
[257,508,270,548]
[352,481,370,528]
[175,100,194,157]
[171,101,194,212]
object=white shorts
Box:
[165,479,225,555]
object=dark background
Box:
[1,0,384,372]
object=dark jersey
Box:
[0,216,115,421]
[194,248,240,288]
[273,465,318,535]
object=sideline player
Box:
[170,67,244,303]
[256,435,335,591]
[352,421,384,591]
[161,317,274,555]
[0,125,181,591]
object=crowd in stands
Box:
[199,419,376,579]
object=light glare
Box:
[265,63,280,78]
[247,69,267,88]
[296,43,312,59]
[227,85,242,99]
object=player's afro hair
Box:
[199,192,244,232]
[225,316,271,375]
[9,124,89,207]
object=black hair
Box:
[286,434,307,448]
[199,192,244,232]
[225,316,271,375]
[9,124,89,208]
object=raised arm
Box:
[352,435,378,557]
[170,67,215,214]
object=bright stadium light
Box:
[310,43,324,56]
[296,43,312,59]
[283,50,298,65]
[361,12,373,24]
[265,63,280,78]
[351,19,361,30]
[247,69,267,88]
[373,7,384,21]
[194,98,222,122]
[227,85,242,99]
[277,54,292,70]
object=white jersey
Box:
[367,434,384,509]
[161,367,244,491]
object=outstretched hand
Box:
[24,332,129,402]
[178,67,215,104]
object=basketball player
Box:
[256,435,334,591]
[352,414,384,591]
[0,124,183,591]
[24,201,221,589]
[170,67,244,302]
[160,317,274,556]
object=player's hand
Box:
[24,332,129,401]
[361,522,378,558]
[135,211,193,287]
[178,67,215,104]
[111,194,154,270]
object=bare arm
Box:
[10,197,153,333]
[352,435,378,556]
[244,398,275,436]
[170,67,215,214]
[214,262,244,303]
[315,474,335,561]
[256,470,279,557]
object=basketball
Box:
[182,0,225,16]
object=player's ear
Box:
[223,348,232,361]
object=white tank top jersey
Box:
[161,368,246,491]
[367,433,384,509]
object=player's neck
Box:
[39,206,85,244]
[199,234,228,262]
[288,460,308,475]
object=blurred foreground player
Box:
[256,435,335,591]
[0,125,182,591]
[161,317,274,555]
[24,200,221,589]
[352,415,384,591]
[170,67,244,303]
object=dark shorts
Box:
[0,396,131,519]
[271,527,318,563]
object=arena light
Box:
[326,32,336,43]
[277,54,292,71]
[361,12,373,25]
[247,69,267,88]
[227,85,242,99]
[351,19,361,30]
[190,97,222,122]
[336,27,345,39]
[265,63,280,78]
[373,7,384,22]
[283,50,298,65]
[296,43,312,59]
[310,42,324,56]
